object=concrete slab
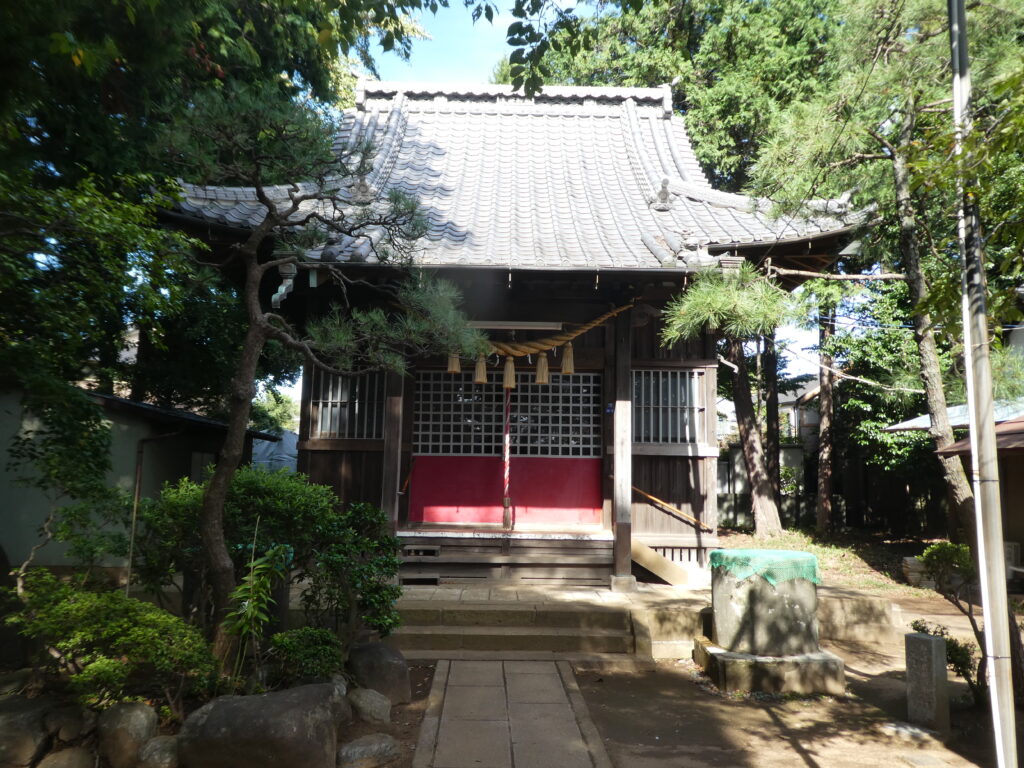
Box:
[448,660,506,687]
[432,719,511,768]
[506,672,568,704]
[510,734,592,768]
[441,685,507,721]
[507,701,578,726]
[503,661,560,675]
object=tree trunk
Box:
[728,338,783,536]
[890,103,976,544]
[764,332,781,508]
[200,255,268,668]
[816,305,836,534]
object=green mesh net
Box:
[709,549,821,586]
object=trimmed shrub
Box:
[269,627,344,686]
[10,571,215,719]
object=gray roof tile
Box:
[176,81,859,270]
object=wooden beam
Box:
[770,266,907,281]
[380,371,404,534]
[613,310,633,578]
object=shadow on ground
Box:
[573,659,1014,768]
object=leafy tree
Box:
[753,0,1024,543]
[663,263,789,536]
[250,390,300,435]
[1,0,485,675]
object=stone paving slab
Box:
[433,719,511,768]
[441,685,507,721]
[414,659,613,768]
[447,660,505,686]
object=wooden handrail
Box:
[631,485,713,533]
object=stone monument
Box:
[693,549,846,695]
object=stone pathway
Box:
[413,660,612,768]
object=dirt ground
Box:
[344,663,435,768]
[573,657,1014,768]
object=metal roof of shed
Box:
[176,81,859,272]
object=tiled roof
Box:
[176,81,858,271]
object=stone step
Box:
[396,649,652,666]
[401,553,612,565]
[387,625,634,654]
[397,602,632,630]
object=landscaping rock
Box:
[347,689,390,726]
[138,736,179,768]
[37,748,94,768]
[178,684,347,768]
[98,702,158,768]
[336,734,400,768]
[347,644,411,705]
[0,669,33,696]
[0,695,57,768]
[45,705,96,742]
[331,674,349,699]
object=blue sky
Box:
[374,8,516,83]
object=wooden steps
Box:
[397,533,614,586]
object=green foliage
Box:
[10,571,215,717]
[662,263,791,343]
[306,275,490,375]
[920,541,976,590]
[134,467,401,646]
[0,172,199,390]
[268,627,343,686]
[250,390,299,435]
[298,502,402,640]
[917,542,990,707]
[223,543,290,681]
[910,619,986,706]
[127,268,301,419]
[134,467,335,595]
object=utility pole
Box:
[947,0,1017,764]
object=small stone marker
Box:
[905,632,949,733]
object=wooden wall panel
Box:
[631,455,708,537]
[631,318,712,363]
[303,450,384,506]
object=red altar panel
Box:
[408,456,602,525]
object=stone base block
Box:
[609,575,637,593]
[693,636,845,696]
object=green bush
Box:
[920,541,975,591]
[134,467,401,652]
[10,571,215,719]
[269,627,343,686]
[298,501,402,640]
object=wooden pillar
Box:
[703,355,720,536]
[380,371,404,534]
[612,310,636,590]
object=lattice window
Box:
[513,373,602,457]
[414,372,602,457]
[308,369,386,439]
[413,372,504,456]
[632,369,704,444]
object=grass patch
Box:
[715,528,941,596]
